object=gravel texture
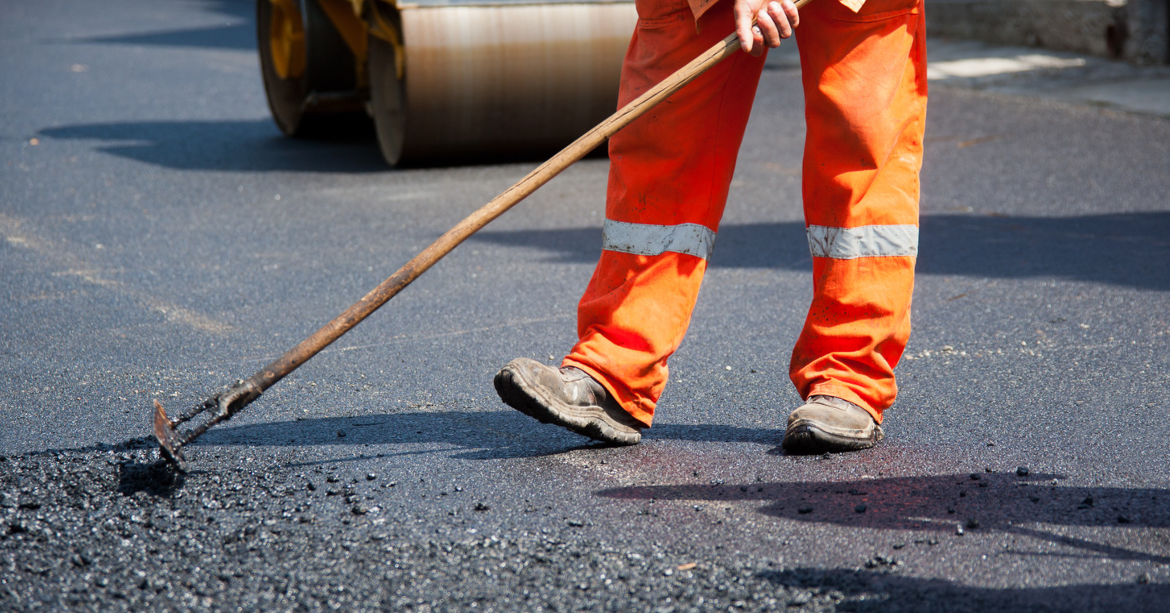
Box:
[0,442,855,612]
[4,440,1169,612]
[2,1,1169,611]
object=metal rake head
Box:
[152,379,262,472]
[153,400,188,472]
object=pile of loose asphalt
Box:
[0,439,865,612]
[4,437,1165,612]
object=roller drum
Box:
[369,2,637,165]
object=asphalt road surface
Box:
[2,0,1169,611]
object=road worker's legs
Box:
[789,0,928,425]
[502,0,927,448]
[562,0,768,427]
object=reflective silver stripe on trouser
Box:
[601,220,717,260]
[806,224,919,259]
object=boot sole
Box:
[494,367,641,446]
[782,419,883,455]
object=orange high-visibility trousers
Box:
[563,0,927,427]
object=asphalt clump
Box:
[3,443,1163,612]
[0,442,849,612]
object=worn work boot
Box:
[494,358,643,446]
[781,395,883,454]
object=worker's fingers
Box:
[781,0,800,30]
[751,25,766,56]
[754,10,781,50]
[735,0,797,54]
[733,0,760,54]
[764,0,799,40]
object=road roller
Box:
[258,0,637,166]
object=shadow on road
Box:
[471,211,1170,291]
[195,410,593,461]
[38,119,388,173]
[760,568,1169,613]
[71,0,253,50]
[596,473,1170,564]
[37,118,603,172]
[78,23,253,51]
[192,410,780,461]
[118,459,185,497]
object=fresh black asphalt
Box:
[1,0,1168,610]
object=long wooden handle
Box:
[246,31,753,391]
[249,0,820,392]
[157,5,821,465]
